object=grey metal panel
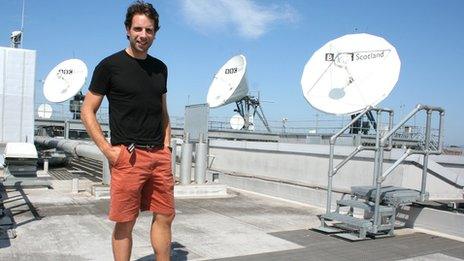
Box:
[321,212,373,228]
[351,186,424,205]
[184,103,209,142]
[337,199,394,214]
[0,47,36,143]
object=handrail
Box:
[379,149,413,182]
[380,104,444,147]
[380,104,422,146]
[372,104,445,230]
[332,145,364,175]
[326,106,373,213]
[325,106,393,214]
[379,148,443,183]
[330,107,372,145]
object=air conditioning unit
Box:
[3,142,50,187]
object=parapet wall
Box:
[209,140,464,204]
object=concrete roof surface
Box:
[1,179,464,261]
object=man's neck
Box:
[125,47,147,60]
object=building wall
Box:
[209,140,463,201]
[0,47,36,144]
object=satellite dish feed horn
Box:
[207,54,271,132]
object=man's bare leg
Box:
[112,220,137,261]
[151,213,175,261]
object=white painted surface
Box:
[209,140,464,199]
[0,47,36,144]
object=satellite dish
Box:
[43,59,88,103]
[230,114,245,130]
[301,33,401,115]
[207,54,248,108]
[37,103,53,119]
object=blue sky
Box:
[1,0,463,145]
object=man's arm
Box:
[81,91,120,163]
[161,93,171,149]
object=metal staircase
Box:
[314,104,445,240]
[0,183,16,239]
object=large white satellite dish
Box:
[37,103,53,119]
[43,59,88,103]
[207,54,248,108]
[301,33,401,115]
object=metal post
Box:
[373,148,384,230]
[43,158,49,173]
[315,114,319,133]
[388,111,394,150]
[438,111,445,153]
[326,144,334,214]
[102,158,110,185]
[324,107,370,215]
[64,120,70,139]
[372,110,382,186]
[420,110,432,201]
[373,111,385,230]
[180,133,193,185]
[171,139,177,177]
[244,100,250,130]
[194,134,207,184]
[72,172,79,194]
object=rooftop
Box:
[1,169,464,261]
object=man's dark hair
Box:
[125,1,160,31]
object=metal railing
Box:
[34,100,442,149]
[372,104,445,230]
[325,106,394,214]
[35,99,109,122]
[322,104,445,234]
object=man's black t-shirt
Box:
[89,50,167,146]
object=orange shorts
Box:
[109,145,175,222]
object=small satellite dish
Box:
[43,59,88,103]
[230,114,245,130]
[37,103,53,119]
[301,33,401,115]
[207,54,248,108]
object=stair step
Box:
[337,199,395,214]
[334,232,369,241]
[351,186,425,205]
[321,212,372,229]
[313,226,343,234]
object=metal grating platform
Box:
[212,230,464,261]
[47,157,102,182]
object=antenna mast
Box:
[10,0,25,48]
[21,0,25,31]
[20,0,25,47]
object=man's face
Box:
[126,14,156,54]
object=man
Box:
[81,1,174,261]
